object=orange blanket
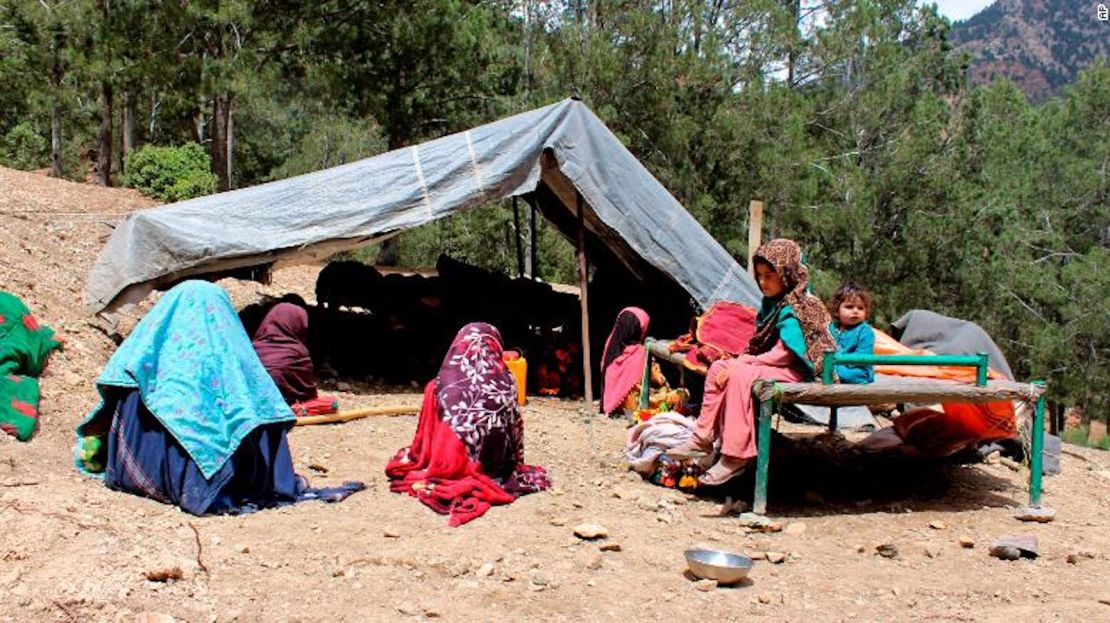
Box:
[873,329,1016,456]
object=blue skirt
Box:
[104,390,361,515]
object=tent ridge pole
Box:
[576,191,594,408]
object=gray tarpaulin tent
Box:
[891,310,1015,380]
[86,98,760,316]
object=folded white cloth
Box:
[625,412,696,474]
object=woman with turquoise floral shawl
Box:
[76,281,362,515]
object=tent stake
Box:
[576,191,594,408]
[513,196,525,278]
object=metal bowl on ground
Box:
[684,549,754,585]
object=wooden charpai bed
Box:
[640,339,1048,516]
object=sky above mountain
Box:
[922,0,994,22]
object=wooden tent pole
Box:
[513,197,525,278]
[576,191,594,408]
[748,199,764,276]
[293,404,420,426]
[529,199,539,280]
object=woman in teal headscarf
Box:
[76,281,361,515]
[670,239,838,486]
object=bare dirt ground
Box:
[2,166,1109,623]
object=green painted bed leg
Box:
[1029,381,1046,508]
[821,351,836,385]
[638,339,653,410]
[754,392,774,515]
[976,353,989,387]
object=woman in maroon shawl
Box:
[386,322,550,526]
[251,303,321,406]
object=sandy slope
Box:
[1,166,1108,623]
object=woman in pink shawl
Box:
[600,307,684,417]
[600,308,649,415]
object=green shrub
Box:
[123,143,217,201]
[2,122,48,170]
[1061,425,1110,450]
[1060,425,1089,446]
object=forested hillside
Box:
[1,0,1106,422]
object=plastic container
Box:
[503,350,528,406]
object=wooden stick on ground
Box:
[1061,448,1091,462]
[293,405,421,426]
[188,522,209,574]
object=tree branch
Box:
[1004,289,1046,322]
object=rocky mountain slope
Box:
[952,0,1109,100]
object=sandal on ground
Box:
[697,457,751,487]
[666,438,712,459]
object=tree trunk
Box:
[116,97,123,175]
[375,117,407,266]
[97,0,112,186]
[522,0,532,106]
[787,0,800,88]
[50,106,62,178]
[97,79,113,186]
[375,237,401,266]
[121,88,137,173]
[210,95,229,192]
[194,96,206,144]
[149,93,160,137]
[225,97,234,189]
[50,31,63,178]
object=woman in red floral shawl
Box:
[385,322,550,526]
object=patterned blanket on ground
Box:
[667,301,757,373]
